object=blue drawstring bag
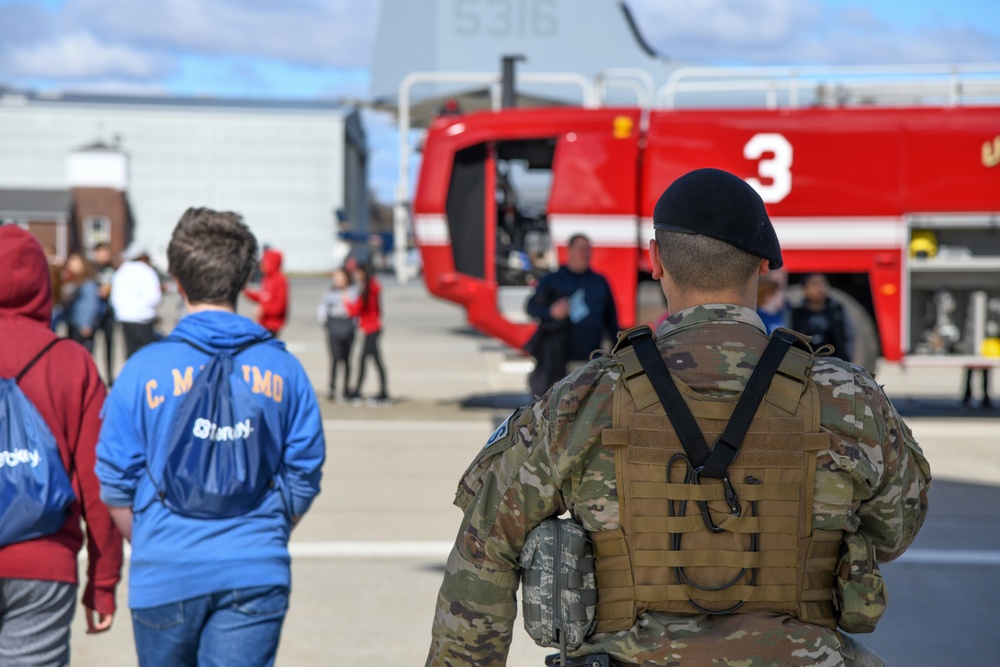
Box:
[0,340,76,547]
[152,338,283,519]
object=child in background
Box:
[317,268,359,402]
[347,265,390,406]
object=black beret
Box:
[653,168,783,269]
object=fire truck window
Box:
[446,143,487,279]
[495,139,556,287]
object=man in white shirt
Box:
[110,244,162,358]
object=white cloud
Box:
[626,0,1000,65]
[629,0,822,54]
[63,0,381,69]
[4,30,167,79]
[1,0,996,97]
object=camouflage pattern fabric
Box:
[426,305,931,667]
[519,516,597,650]
[834,530,888,634]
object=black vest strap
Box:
[627,326,796,479]
[702,329,795,479]
[15,338,63,383]
[628,328,711,468]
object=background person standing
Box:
[62,251,102,353]
[92,243,118,384]
[525,234,619,397]
[347,265,389,405]
[791,273,851,361]
[111,244,162,359]
[0,226,123,665]
[243,247,289,337]
[756,268,790,335]
[317,268,359,402]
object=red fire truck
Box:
[409,65,1000,368]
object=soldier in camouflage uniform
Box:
[426,168,931,667]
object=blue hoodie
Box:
[96,310,325,609]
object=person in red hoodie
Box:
[0,226,123,663]
[243,247,289,336]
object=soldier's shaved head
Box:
[654,229,763,292]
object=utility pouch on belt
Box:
[834,530,887,633]
[520,517,598,655]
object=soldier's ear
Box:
[757,258,769,276]
[649,239,663,280]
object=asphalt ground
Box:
[69,276,1000,666]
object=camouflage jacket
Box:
[426,305,931,667]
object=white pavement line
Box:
[322,419,489,431]
[894,549,1000,566]
[289,541,453,558]
[499,360,534,373]
[906,422,1000,438]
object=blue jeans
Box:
[0,579,76,667]
[131,586,289,667]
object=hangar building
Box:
[0,89,367,273]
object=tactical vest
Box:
[591,326,842,633]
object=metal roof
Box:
[0,87,353,114]
[0,189,72,220]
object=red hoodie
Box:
[346,275,383,335]
[243,248,288,334]
[0,226,123,615]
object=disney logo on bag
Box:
[192,418,255,442]
[0,448,41,468]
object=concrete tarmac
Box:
[70,276,1000,666]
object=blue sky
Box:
[2,0,998,199]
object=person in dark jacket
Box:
[791,273,851,361]
[0,226,123,663]
[525,234,619,396]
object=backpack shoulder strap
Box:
[15,338,63,383]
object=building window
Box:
[83,215,111,249]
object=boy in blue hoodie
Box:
[96,208,325,667]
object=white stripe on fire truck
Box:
[640,216,906,249]
[771,217,906,249]
[413,213,449,245]
[414,213,641,247]
[416,214,905,250]
[547,214,639,247]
